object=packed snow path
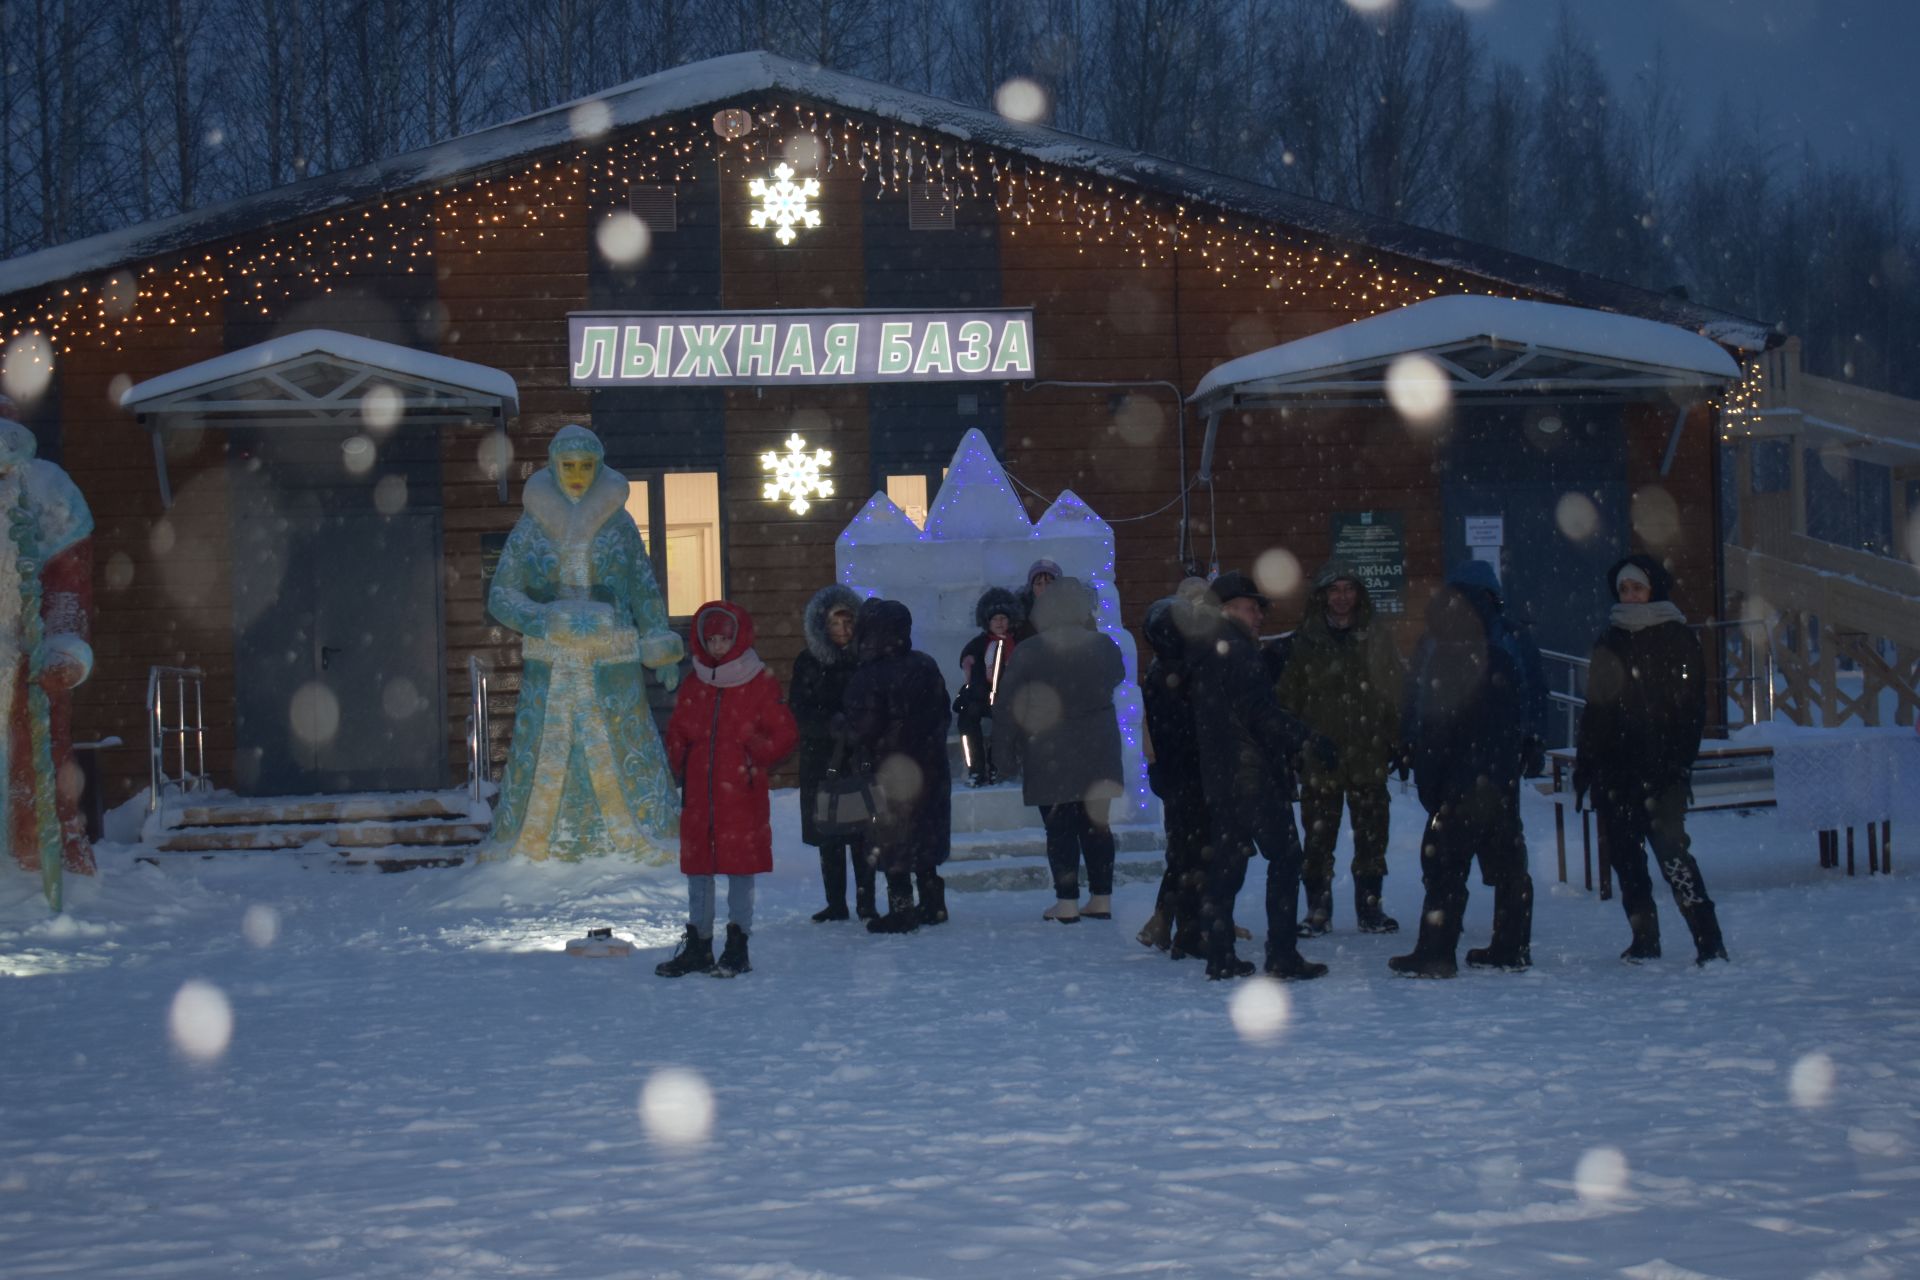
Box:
[2,791,1916,1278]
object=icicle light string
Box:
[2,99,1504,356]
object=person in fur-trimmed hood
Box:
[1573,555,1728,967]
[790,583,875,921]
[954,586,1022,787]
[657,600,799,979]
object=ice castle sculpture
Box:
[834,429,1152,821]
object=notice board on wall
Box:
[1329,510,1406,616]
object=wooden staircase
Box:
[141,790,490,871]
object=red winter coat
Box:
[665,601,799,876]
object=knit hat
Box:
[1613,564,1651,593]
[1209,570,1269,610]
[1027,558,1063,586]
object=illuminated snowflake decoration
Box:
[748,163,821,245]
[761,433,833,514]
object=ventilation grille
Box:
[627,185,678,232]
[908,182,956,231]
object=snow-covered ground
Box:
[3,787,1916,1279]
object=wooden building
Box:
[0,52,1772,808]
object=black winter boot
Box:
[917,870,948,926]
[1467,875,1533,971]
[1620,911,1662,963]
[654,924,714,977]
[1295,876,1333,937]
[811,848,850,922]
[1263,945,1329,981]
[867,875,921,934]
[1685,901,1728,966]
[1354,875,1400,934]
[1206,919,1256,980]
[1388,899,1459,978]
[711,924,752,978]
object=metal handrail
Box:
[466,654,492,802]
[147,665,210,813]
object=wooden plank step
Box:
[150,818,490,853]
[135,848,467,873]
[168,791,481,828]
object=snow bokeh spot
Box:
[783,133,822,169]
[1630,485,1679,550]
[1554,492,1600,543]
[104,550,135,590]
[478,429,513,482]
[373,474,409,516]
[3,334,54,403]
[596,211,650,268]
[361,384,403,434]
[168,980,233,1063]
[382,677,425,720]
[1229,977,1292,1044]
[568,100,611,140]
[994,78,1048,124]
[341,434,376,476]
[1449,0,1494,10]
[288,682,342,747]
[1384,353,1451,430]
[1342,0,1395,12]
[1573,1146,1629,1203]
[876,752,927,806]
[1253,549,1302,600]
[640,1068,714,1147]
[1113,393,1164,446]
[242,904,280,949]
[107,372,133,405]
[1789,1052,1835,1108]
[103,272,137,317]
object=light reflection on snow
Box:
[168,980,234,1062]
[1789,1052,1835,1108]
[640,1068,715,1147]
[1229,977,1293,1044]
[1573,1146,1629,1203]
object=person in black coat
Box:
[1180,572,1328,981]
[839,597,953,934]
[1389,584,1530,978]
[1574,555,1728,965]
[1138,595,1210,958]
[954,586,1022,787]
[992,578,1126,923]
[791,583,874,922]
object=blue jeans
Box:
[688,874,756,938]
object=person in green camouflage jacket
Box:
[1276,562,1407,936]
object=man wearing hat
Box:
[1574,555,1728,966]
[1179,571,1328,981]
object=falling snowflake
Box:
[761,433,833,514]
[749,163,821,246]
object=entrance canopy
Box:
[1189,295,1743,481]
[120,329,519,506]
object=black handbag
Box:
[813,741,878,837]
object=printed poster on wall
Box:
[1329,510,1406,616]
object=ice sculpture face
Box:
[555,453,598,501]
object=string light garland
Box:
[1,99,1509,357]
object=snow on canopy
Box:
[1190,294,1744,408]
[119,329,520,413]
[0,51,1770,352]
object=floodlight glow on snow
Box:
[749,163,820,246]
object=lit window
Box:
[623,471,723,617]
[887,474,929,529]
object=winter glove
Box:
[1571,764,1591,811]
[656,662,683,693]
[1522,735,1546,780]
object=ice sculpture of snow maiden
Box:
[480,425,685,862]
[0,401,95,911]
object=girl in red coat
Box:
[655,601,799,979]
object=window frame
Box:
[621,464,728,623]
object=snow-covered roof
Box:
[120,329,519,412]
[1190,295,1744,411]
[0,53,1770,351]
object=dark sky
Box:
[1457,0,1919,193]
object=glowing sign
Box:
[749,163,819,245]
[762,433,833,515]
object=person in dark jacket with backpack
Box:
[1137,596,1210,958]
[993,578,1125,923]
[839,598,953,934]
[955,586,1021,788]
[791,584,874,922]
[1183,572,1329,982]
[1277,561,1407,937]
[1574,555,1728,966]
[1389,583,1529,978]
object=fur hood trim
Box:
[803,583,864,666]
